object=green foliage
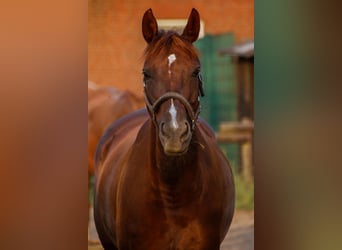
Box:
[220,145,254,210]
[89,176,95,206]
[233,171,254,210]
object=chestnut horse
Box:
[94,9,235,250]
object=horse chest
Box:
[119,206,209,250]
[117,181,218,249]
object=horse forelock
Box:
[143,31,199,63]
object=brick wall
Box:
[88,0,254,95]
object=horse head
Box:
[142,8,204,156]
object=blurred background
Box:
[2,1,342,250]
[89,1,254,249]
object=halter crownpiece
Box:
[198,72,205,97]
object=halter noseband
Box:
[144,90,201,131]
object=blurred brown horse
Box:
[88,82,144,181]
[94,9,235,250]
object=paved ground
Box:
[88,209,254,250]
[220,210,254,250]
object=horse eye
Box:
[192,68,201,78]
[142,70,151,80]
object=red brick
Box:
[89,0,254,95]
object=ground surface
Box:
[88,209,254,250]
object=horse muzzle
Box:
[144,91,199,156]
[159,119,192,156]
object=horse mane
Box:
[143,30,199,61]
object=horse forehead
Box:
[146,48,198,70]
[148,52,193,65]
[168,53,176,63]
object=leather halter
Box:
[144,90,200,131]
[143,71,204,131]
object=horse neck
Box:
[149,123,202,187]
[147,124,207,209]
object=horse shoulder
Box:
[196,118,235,239]
[197,118,234,186]
[94,110,150,248]
[196,118,217,142]
[94,109,149,171]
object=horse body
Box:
[95,110,234,250]
[94,8,235,250]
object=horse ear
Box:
[142,8,158,43]
[181,8,200,43]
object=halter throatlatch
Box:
[144,90,200,131]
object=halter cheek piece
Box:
[198,72,205,98]
[143,73,204,131]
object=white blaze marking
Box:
[168,54,176,75]
[169,99,178,129]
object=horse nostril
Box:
[180,122,190,140]
[160,122,167,134]
[160,120,190,140]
